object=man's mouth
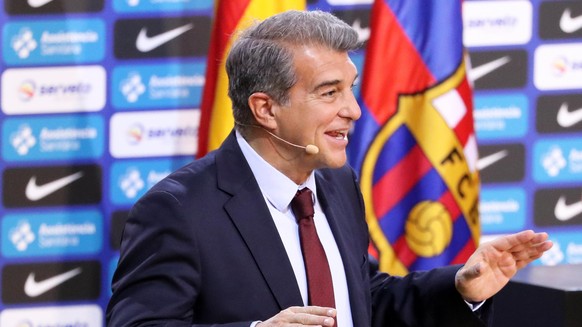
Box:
[326,130,348,140]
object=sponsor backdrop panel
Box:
[0,0,216,321]
[464,0,582,268]
[0,0,580,324]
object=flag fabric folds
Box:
[197,0,306,158]
[348,0,480,276]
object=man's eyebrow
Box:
[312,79,341,92]
[312,74,359,92]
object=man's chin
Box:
[317,153,347,169]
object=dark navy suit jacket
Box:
[106,132,489,327]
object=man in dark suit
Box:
[107,10,552,327]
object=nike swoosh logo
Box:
[560,8,582,34]
[28,0,54,8]
[24,268,82,297]
[557,102,582,128]
[25,171,84,201]
[352,19,370,43]
[476,150,508,171]
[554,196,582,221]
[468,56,511,83]
[136,24,194,53]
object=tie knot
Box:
[291,188,314,222]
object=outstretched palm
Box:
[455,230,552,302]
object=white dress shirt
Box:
[237,131,354,327]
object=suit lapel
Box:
[316,170,368,326]
[216,132,303,310]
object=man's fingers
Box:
[287,306,336,326]
[511,240,553,262]
[512,233,549,251]
[259,306,337,327]
[492,230,549,252]
[500,230,536,249]
[289,306,336,317]
[299,315,335,327]
[531,232,549,244]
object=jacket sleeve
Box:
[106,190,254,327]
[369,263,491,327]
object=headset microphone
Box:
[304,144,320,155]
[235,121,320,155]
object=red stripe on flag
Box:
[393,236,417,268]
[458,75,474,114]
[368,242,379,261]
[452,78,474,146]
[372,145,433,219]
[453,113,472,147]
[450,239,476,265]
[438,191,461,223]
[198,0,251,158]
[361,0,436,125]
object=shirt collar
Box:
[236,130,317,212]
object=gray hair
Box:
[226,10,360,126]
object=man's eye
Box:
[323,90,337,97]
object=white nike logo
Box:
[557,102,582,128]
[352,19,370,43]
[560,8,582,34]
[25,171,84,201]
[476,150,508,171]
[28,0,54,8]
[24,268,82,297]
[554,196,582,221]
[136,24,194,53]
[468,56,511,83]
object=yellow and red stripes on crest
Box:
[197,0,306,158]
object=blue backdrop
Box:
[0,0,581,325]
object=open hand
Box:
[455,230,553,302]
[257,306,336,327]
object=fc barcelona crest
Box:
[360,63,480,275]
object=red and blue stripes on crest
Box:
[370,125,474,269]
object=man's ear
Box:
[248,92,277,129]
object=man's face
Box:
[273,44,361,171]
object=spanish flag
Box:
[197,0,306,158]
[349,0,480,275]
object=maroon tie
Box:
[291,188,336,311]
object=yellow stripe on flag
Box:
[206,0,306,153]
